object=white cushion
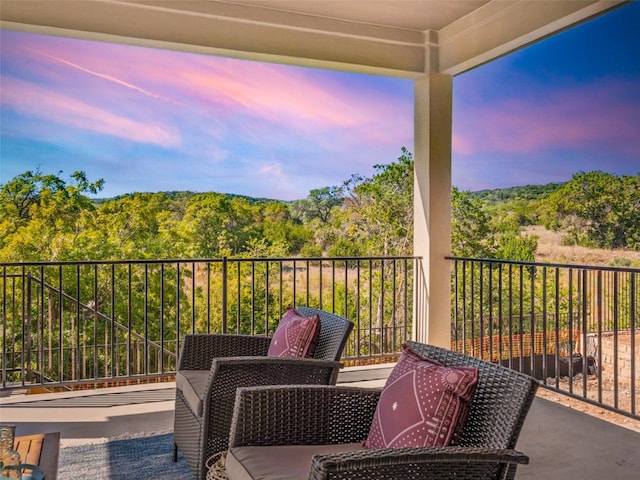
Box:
[226,443,364,480]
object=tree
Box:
[176,193,263,257]
[452,187,538,261]
[451,187,494,258]
[176,193,235,257]
[495,233,538,262]
[330,147,413,257]
[80,192,180,259]
[0,170,104,261]
[311,148,414,338]
[289,186,342,224]
[544,171,640,250]
[262,202,313,254]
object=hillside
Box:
[471,182,564,203]
[93,190,278,204]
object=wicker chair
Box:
[172,306,354,480]
[226,341,539,480]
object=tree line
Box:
[1,153,639,264]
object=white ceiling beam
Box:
[0,0,427,77]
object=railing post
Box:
[222,257,228,334]
[24,270,31,386]
[1,267,5,388]
[630,273,636,415]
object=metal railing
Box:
[449,256,639,420]
[4,254,637,421]
[1,256,418,390]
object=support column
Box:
[413,73,452,348]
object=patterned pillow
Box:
[364,344,478,449]
[267,307,321,358]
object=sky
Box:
[1,2,639,201]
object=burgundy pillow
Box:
[267,307,321,358]
[364,344,478,449]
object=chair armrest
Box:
[202,360,342,451]
[229,385,380,447]
[310,446,529,480]
[177,334,271,369]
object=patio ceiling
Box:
[0,0,626,77]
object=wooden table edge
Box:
[14,432,60,480]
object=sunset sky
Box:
[1,1,639,200]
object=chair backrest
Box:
[295,306,354,361]
[405,341,538,450]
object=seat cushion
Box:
[365,343,478,449]
[226,443,364,480]
[267,307,321,358]
[175,369,210,417]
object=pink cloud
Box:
[32,49,181,105]
[2,30,413,173]
[171,57,412,144]
[1,76,180,146]
[41,40,408,148]
[454,80,640,157]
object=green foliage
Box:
[80,192,180,260]
[300,243,323,257]
[1,151,553,264]
[289,186,342,223]
[451,187,494,257]
[241,238,290,258]
[611,257,632,268]
[452,187,538,261]
[175,193,261,257]
[472,182,564,204]
[0,169,103,221]
[5,164,636,267]
[0,169,105,261]
[495,233,538,262]
[317,147,413,257]
[327,238,363,257]
[262,202,313,254]
[543,171,640,250]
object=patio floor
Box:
[1,364,638,479]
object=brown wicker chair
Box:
[226,341,539,480]
[172,306,354,480]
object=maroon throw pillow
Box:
[267,307,321,358]
[364,344,478,449]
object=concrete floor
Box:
[2,365,639,479]
[516,397,639,479]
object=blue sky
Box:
[1,2,639,200]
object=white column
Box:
[413,73,452,348]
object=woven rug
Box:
[58,432,194,479]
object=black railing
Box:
[1,256,418,390]
[4,254,637,421]
[449,256,639,420]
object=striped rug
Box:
[58,432,193,479]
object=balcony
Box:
[2,1,637,477]
[1,255,638,478]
